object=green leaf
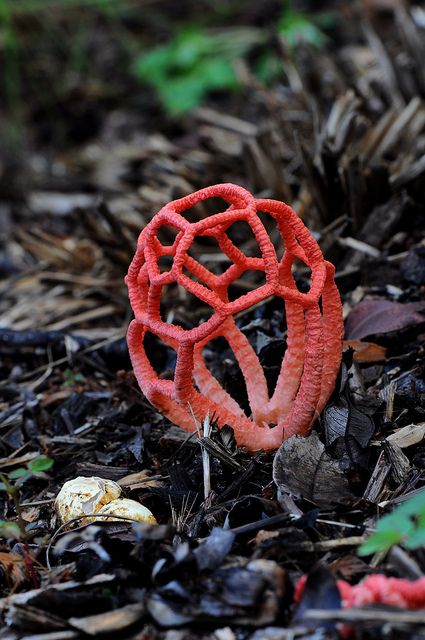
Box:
[358,529,403,556]
[254,52,282,84]
[155,58,238,115]
[359,490,425,556]
[405,527,425,549]
[133,25,246,114]
[278,10,327,49]
[172,28,213,69]
[195,57,238,91]
[0,520,21,539]
[27,455,54,473]
[0,473,13,493]
[158,76,206,115]
[133,46,173,85]
[8,467,28,480]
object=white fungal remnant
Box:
[97,498,157,524]
[55,476,157,527]
[55,476,122,525]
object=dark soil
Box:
[1,2,425,639]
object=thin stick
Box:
[189,405,211,501]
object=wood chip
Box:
[386,422,425,448]
[383,440,411,483]
[363,451,390,503]
[69,603,145,635]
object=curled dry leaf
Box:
[117,469,165,490]
[0,552,27,591]
[345,300,425,340]
[323,394,375,468]
[273,432,352,507]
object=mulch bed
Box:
[1,3,425,638]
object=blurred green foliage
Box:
[278,7,328,49]
[133,5,327,114]
[359,490,425,556]
[0,455,54,540]
[133,26,261,115]
[0,0,328,129]
[0,454,54,491]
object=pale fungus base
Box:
[55,476,156,527]
[98,498,157,524]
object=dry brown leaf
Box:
[273,432,352,507]
[345,300,425,340]
[254,530,280,545]
[0,452,40,470]
[0,552,27,591]
[117,470,165,490]
[69,603,146,635]
[21,506,41,523]
[343,339,387,363]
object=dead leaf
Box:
[0,552,27,591]
[117,470,165,490]
[323,393,375,467]
[345,300,425,340]
[21,506,41,523]
[273,432,352,507]
[254,530,280,545]
[343,340,387,363]
[0,452,40,470]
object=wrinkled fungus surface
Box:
[296,574,425,610]
[126,183,343,451]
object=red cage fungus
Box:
[296,573,425,610]
[126,183,343,451]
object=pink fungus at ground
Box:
[126,183,343,451]
[295,573,425,610]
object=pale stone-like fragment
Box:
[55,476,122,525]
[97,498,157,524]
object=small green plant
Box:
[0,454,54,540]
[359,490,425,556]
[133,26,261,115]
[132,4,328,116]
[63,368,86,387]
[277,8,327,49]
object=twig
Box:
[304,607,425,625]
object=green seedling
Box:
[0,454,54,541]
[359,489,425,556]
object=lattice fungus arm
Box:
[125,183,343,452]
